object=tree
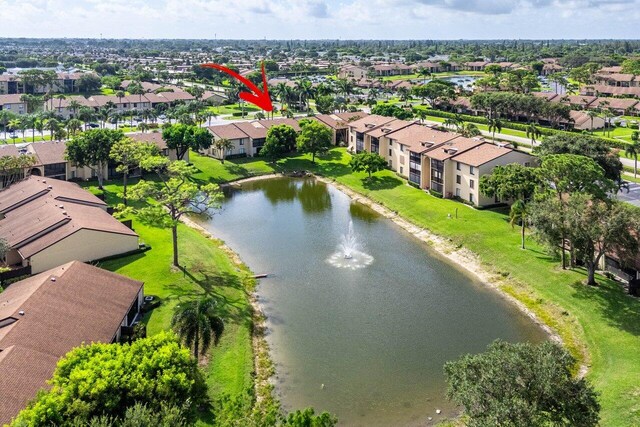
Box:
[65,129,125,189]
[210,138,233,164]
[525,123,541,146]
[534,134,623,185]
[296,120,332,163]
[171,297,224,359]
[162,124,213,161]
[349,151,387,178]
[509,199,530,250]
[487,117,502,142]
[11,332,207,425]
[77,73,102,93]
[480,163,538,202]
[564,194,640,286]
[626,131,640,178]
[459,122,481,138]
[129,159,221,267]
[109,138,159,206]
[315,95,335,114]
[262,124,297,161]
[0,154,37,187]
[445,340,600,427]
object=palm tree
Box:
[34,117,44,141]
[626,131,640,178]
[415,109,427,124]
[487,118,502,142]
[525,123,542,146]
[171,297,224,360]
[254,111,266,120]
[509,199,529,250]
[460,123,482,138]
[68,99,82,119]
[214,138,234,163]
[0,110,16,140]
[8,119,21,143]
[138,122,150,133]
[443,117,459,130]
[66,118,83,136]
[418,67,431,84]
[586,110,599,133]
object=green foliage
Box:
[65,128,125,188]
[12,332,207,426]
[538,154,614,199]
[296,121,332,163]
[315,95,335,114]
[349,151,387,178]
[263,124,298,160]
[162,123,213,161]
[534,133,624,183]
[444,340,600,427]
[77,73,102,92]
[110,138,159,204]
[479,163,538,201]
[621,58,640,75]
[281,408,338,426]
[411,79,456,107]
[172,297,224,358]
[370,103,414,120]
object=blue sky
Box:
[1,0,639,39]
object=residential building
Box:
[0,72,88,95]
[313,112,368,145]
[567,110,606,131]
[464,61,489,72]
[338,65,369,80]
[371,63,414,77]
[0,94,27,115]
[128,132,186,162]
[347,114,397,153]
[0,177,139,273]
[594,73,638,88]
[0,261,144,425]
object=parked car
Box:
[88,123,100,128]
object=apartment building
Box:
[0,72,86,95]
[347,117,535,207]
[0,94,27,115]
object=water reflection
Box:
[298,179,331,213]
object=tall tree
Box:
[213,138,234,163]
[349,151,388,178]
[65,128,125,189]
[626,131,640,178]
[129,159,221,267]
[162,124,213,161]
[171,297,224,359]
[445,340,600,427]
[110,138,159,206]
[263,124,297,161]
[296,120,332,163]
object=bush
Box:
[429,189,443,198]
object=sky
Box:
[1,0,639,40]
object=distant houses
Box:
[0,261,144,425]
[0,72,89,95]
[0,176,139,274]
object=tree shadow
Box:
[362,175,402,190]
[570,273,640,337]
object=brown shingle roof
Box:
[0,261,143,425]
[348,114,396,133]
[208,123,249,140]
[450,143,514,167]
[128,132,167,150]
[386,123,458,153]
[425,136,485,161]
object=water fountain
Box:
[327,220,374,270]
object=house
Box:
[581,84,640,98]
[0,261,144,425]
[312,112,368,146]
[338,65,369,80]
[541,63,564,76]
[371,63,414,77]
[551,94,598,109]
[594,73,638,88]
[0,177,139,274]
[0,72,88,95]
[567,110,606,131]
[590,97,639,115]
[464,61,489,72]
[128,132,186,162]
[0,94,27,115]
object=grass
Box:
[191,149,640,426]
[82,181,255,425]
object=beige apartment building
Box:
[347,115,534,207]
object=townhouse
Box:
[371,63,414,77]
[338,65,369,80]
[0,176,139,274]
[0,94,27,115]
[46,91,195,119]
[0,72,87,95]
[0,261,144,425]
[347,116,535,207]
[594,73,638,88]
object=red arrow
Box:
[200,62,273,111]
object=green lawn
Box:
[82,181,255,425]
[190,150,640,427]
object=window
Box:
[455,188,460,197]
[470,179,475,189]
[239,139,244,145]
[456,161,461,171]
[388,160,392,167]
[400,145,404,152]
[389,140,393,146]
[44,163,66,178]
[470,193,475,204]
[389,149,392,156]
[456,175,461,184]
[470,166,475,175]
[400,167,403,174]
[239,148,245,154]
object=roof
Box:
[0,177,135,259]
[128,132,167,150]
[365,119,413,139]
[348,114,396,133]
[208,123,249,140]
[386,123,459,153]
[0,261,143,425]
[30,141,67,166]
[591,97,638,110]
[450,143,518,167]
[314,112,368,130]
[0,94,25,106]
[583,84,640,97]
[532,92,559,101]
[553,95,598,107]
[425,136,485,161]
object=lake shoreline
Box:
[223,172,564,350]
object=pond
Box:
[198,177,546,426]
